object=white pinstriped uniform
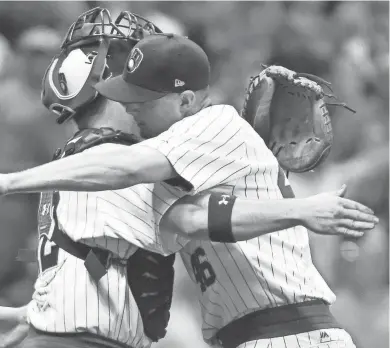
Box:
[236,328,356,348]
[142,104,355,348]
[28,180,185,348]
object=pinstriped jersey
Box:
[144,104,336,344]
[28,179,186,348]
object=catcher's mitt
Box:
[241,65,355,173]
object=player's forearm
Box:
[229,198,303,240]
[6,148,135,194]
[5,144,175,194]
[0,306,26,323]
[169,194,304,241]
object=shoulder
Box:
[146,105,245,147]
[197,104,239,119]
[175,104,241,130]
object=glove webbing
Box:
[261,64,357,114]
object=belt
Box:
[216,300,342,348]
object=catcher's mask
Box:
[41,7,163,124]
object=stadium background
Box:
[0,1,387,347]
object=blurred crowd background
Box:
[0,1,387,348]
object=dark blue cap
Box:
[94,33,210,103]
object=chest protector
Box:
[37,127,175,342]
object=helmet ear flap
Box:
[41,55,55,101]
[41,37,110,124]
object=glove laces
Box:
[295,72,356,114]
[260,64,357,114]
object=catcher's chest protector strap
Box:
[39,127,175,342]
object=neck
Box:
[182,89,212,118]
[84,115,134,133]
[191,95,212,116]
[75,101,138,134]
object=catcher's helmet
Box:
[41,7,163,124]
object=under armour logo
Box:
[174,79,185,87]
[41,204,50,216]
[319,331,330,342]
[218,195,230,205]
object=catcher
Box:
[0,30,372,348]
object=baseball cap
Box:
[94,33,210,103]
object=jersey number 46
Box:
[191,247,216,292]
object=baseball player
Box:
[0,9,204,348]
[0,33,377,348]
[0,9,180,348]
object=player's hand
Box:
[0,305,30,348]
[299,184,379,237]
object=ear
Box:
[179,90,196,108]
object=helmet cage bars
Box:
[42,7,163,124]
[61,7,163,50]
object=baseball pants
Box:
[19,326,135,348]
[237,328,356,348]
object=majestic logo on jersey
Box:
[319,331,331,342]
[127,48,143,73]
[218,194,230,205]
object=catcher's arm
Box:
[0,306,27,323]
[1,141,176,195]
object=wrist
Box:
[287,198,309,227]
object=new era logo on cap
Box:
[127,48,144,73]
[175,79,185,87]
